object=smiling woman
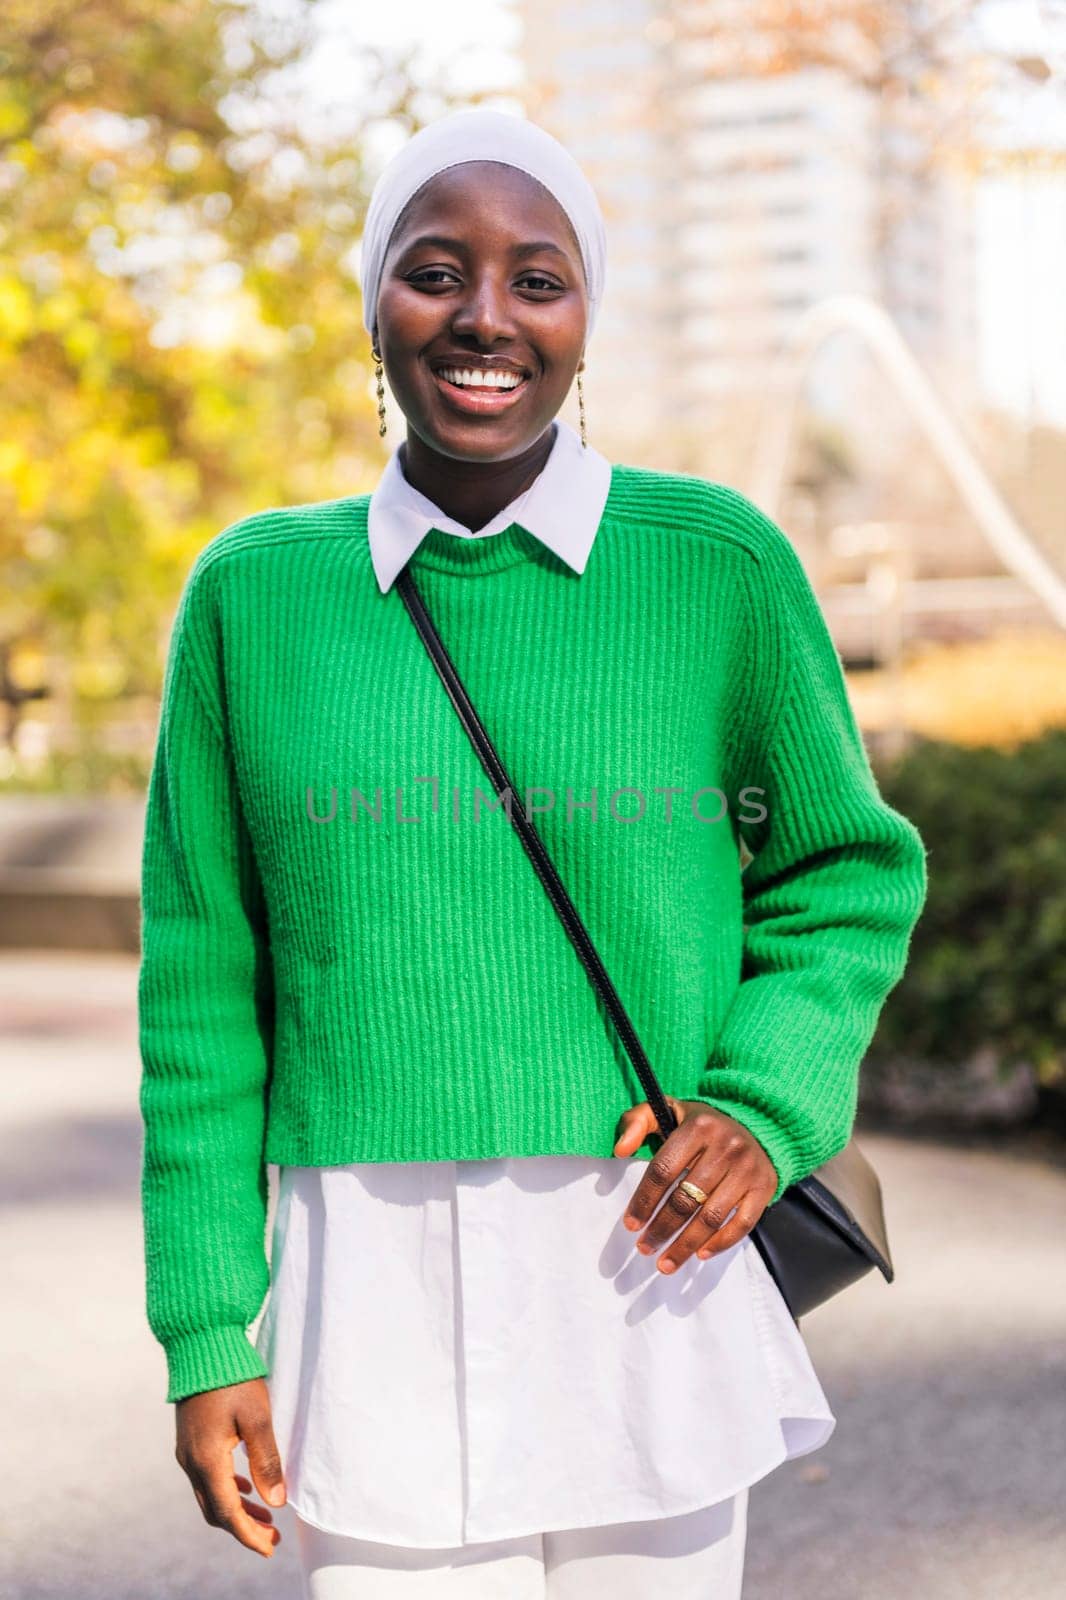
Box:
[138,106,927,1600]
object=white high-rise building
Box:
[517,2,980,464]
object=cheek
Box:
[375,286,440,348]
[538,301,589,364]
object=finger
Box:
[199,1460,278,1557]
[242,1410,287,1509]
[658,1185,746,1273]
[621,1126,704,1235]
[637,1158,732,1254]
[240,1496,275,1526]
[614,1095,688,1158]
[613,1102,657,1158]
[694,1196,765,1260]
[232,1474,274,1521]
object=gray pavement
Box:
[1,950,1064,1599]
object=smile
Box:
[430,365,532,415]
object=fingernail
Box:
[267,1485,286,1506]
[622,1217,640,1231]
[659,1260,676,1273]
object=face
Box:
[374,161,589,462]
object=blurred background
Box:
[1,2,1064,1597]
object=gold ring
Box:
[678,1178,710,1206]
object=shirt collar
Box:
[366,416,613,594]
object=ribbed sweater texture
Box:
[138,466,928,1401]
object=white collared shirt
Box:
[366,416,614,594]
[250,421,836,1546]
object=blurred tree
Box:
[0,0,473,744]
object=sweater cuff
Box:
[692,1096,803,1206]
[163,1325,268,1404]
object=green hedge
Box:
[872,727,1066,1092]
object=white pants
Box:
[294,1487,749,1598]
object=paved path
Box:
[1,951,1063,1599]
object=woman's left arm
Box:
[619,495,928,1262]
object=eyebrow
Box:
[398,233,571,261]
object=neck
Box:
[399,423,557,533]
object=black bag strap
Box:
[395,563,680,1145]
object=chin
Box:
[413,413,547,462]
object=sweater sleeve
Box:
[697,503,928,1204]
[138,558,275,1402]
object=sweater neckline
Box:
[409,519,550,577]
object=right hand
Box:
[175,1377,285,1558]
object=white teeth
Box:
[438,367,525,390]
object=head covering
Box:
[357,108,607,348]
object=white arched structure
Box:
[749,295,1066,630]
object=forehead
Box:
[388,161,580,256]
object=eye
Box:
[406,269,562,293]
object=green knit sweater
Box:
[138,466,927,1401]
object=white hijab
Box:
[356,108,607,348]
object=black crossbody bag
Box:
[395,564,895,1322]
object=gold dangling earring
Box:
[372,344,387,438]
[576,359,587,449]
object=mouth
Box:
[428,362,534,417]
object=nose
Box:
[449,271,517,345]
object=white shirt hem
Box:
[278,1411,835,1549]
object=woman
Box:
[138,108,927,1597]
